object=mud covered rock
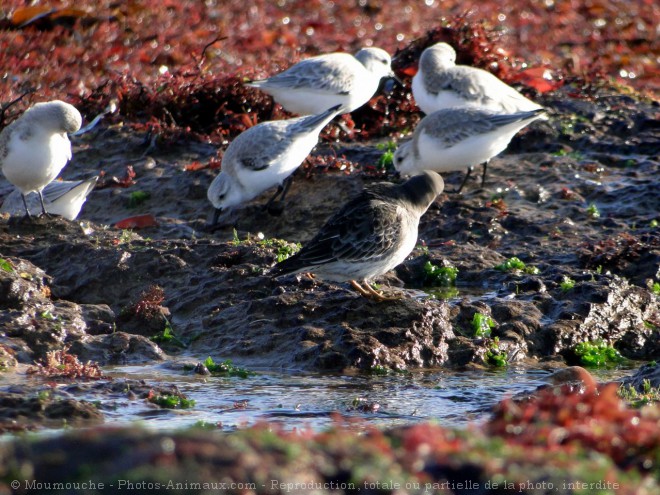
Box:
[536,276,659,360]
[68,332,165,365]
[0,392,103,431]
[198,287,454,370]
[0,256,51,310]
[62,377,191,405]
[0,234,167,365]
[79,304,116,335]
[0,344,17,371]
[0,377,193,433]
[578,231,660,286]
[621,361,660,390]
[0,256,86,361]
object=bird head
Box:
[422,42,457,69]
[355,47,394,79]
[28,100,82,134]
[399,170,444,213]
[207,172,244,210]
[392,140,416,175]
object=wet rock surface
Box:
[0,391,103,431]
[0,376,192,433]
[621,361,660,390]
[198,288,454,370]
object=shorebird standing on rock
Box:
[0,100,82,217]
[393,107,545,192]
[271,171,445,301]
[412,42,545,115]
[246,47,396,116]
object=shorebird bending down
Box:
[271,171,445,301]
[207,104,341,225]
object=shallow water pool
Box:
[102,361,634,432]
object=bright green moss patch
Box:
[573,340,624,367]
[148,392,195,409]
[0,258,13,273]
[486,338,507,367]
[650,281,660,295]
[203,357,255,378]
[587,203,601,218]
[127,191,151,208]
[150,322,185,347]
[423,261,458,286]
[376,141,397,171]
[230,231,300,262]
[560,275,576,292]
[257,237,301,263]
[494,257,539,274]
[472,312,496,338]
[369,365,389,376]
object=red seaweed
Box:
[0,0,655,143]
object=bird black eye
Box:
[396,156,403,163]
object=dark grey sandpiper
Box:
[271,171,445,300]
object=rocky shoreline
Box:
[0,11,658,490]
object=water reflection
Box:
[102,364,633,432]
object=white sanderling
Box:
[0,100,82,217]
[393,107,545,192]
[1,176,98,220]
[207,104,341,223]
[271,171,444,301]
[246,47,395,115]
[412,42,544,115]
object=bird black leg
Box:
[265,176,294,216]
[21,194,32,218]
[279,175,294,203]
[453,166,474,194]
[480,161,489,188]
[37,190,52,217]
[211,208,222,226]
[265,185,284,207]
[389,74,404,87]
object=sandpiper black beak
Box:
[390,72,404,86]
[211,207,222,226]
[383,72,404,93]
